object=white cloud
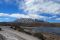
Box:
[0,13,30,18]
[2,0,60,14]
[55,18,60,20]
[48,15,57,19]
[19,0,60,14]
[0,0,60,21]
[10,13,30,18]
[52,0,60,3]
[0,13,48,21]
[27,14,40,19]
[27,13,48,19]
[10,13,47,19]
[0,13,9,16]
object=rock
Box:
[0,28,2,31]
[0,34,6,40]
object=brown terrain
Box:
[0,22,60,40]
[29,22,60,27]
[0,22,60,27]
[41,32,60,40]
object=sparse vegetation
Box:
[33,33,46,40]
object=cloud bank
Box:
[19,0,60,14]
[0,0,60,22]
[0,13,47,20]
[18,0,60,21]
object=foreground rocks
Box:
[0,34,6,40]
[0,30,40,40]
[0,31,26,40]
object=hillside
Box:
[0,18,60,27]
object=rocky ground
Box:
[41,32,60,40]
[0,26,40,40]
[0,34,6,40]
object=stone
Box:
[0,34,7,40]
[0,28,2,31]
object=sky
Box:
[0,0,60,23]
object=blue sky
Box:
[0,0,60,23]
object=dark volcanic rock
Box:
[0,34,6,40]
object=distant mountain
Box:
[34,19,45,23]
[14,18,45,23]
[0,20,60,27]
[14,18,34,23]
